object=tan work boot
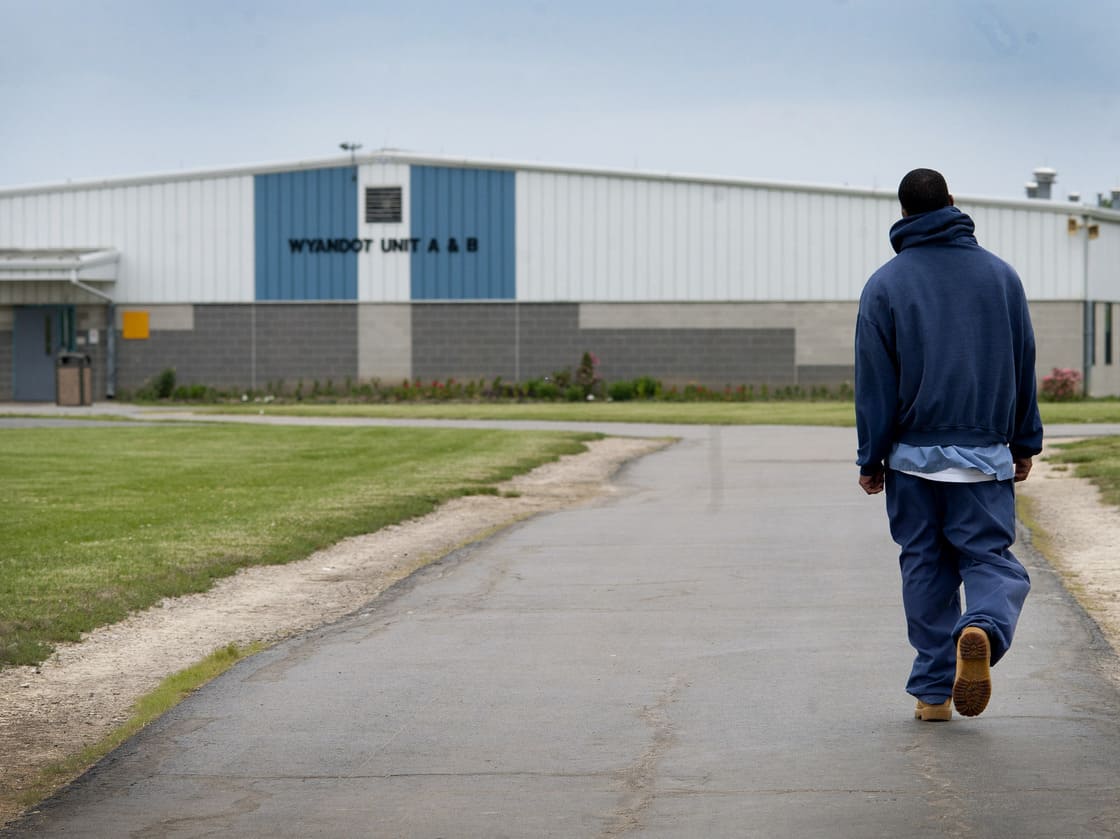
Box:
[914,698,953,721]
[953,626,992,717]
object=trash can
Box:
[56,352,93,406]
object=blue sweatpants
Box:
[885,470,1031,704]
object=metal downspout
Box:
[68,268,113,302]
[106,303,116,398]
[1082,214,1093,397]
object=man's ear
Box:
[948,194,955,206]
[900,204,909,217]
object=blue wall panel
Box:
[254,167,358,300]
[410,166,515,300]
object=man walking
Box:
[855,168,1043,721]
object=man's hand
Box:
[1014,456,1033,482]
[859,465,885,495]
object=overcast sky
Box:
[1,0,1117,201]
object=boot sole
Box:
[953,630,992,717]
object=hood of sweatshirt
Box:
[888,205,978,254]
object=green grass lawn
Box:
[196,400,861,426]
[0,424,596,668]
[1044,436,1120,507]
[8,400,1114,666]
[1039,401,1120,424]
[183,399,1120,426]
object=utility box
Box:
[56,352,93,406]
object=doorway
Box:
[13,306,75,401]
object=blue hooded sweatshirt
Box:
[855,205,1043,476]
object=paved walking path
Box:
[4,419,1120,837]
[2,400,1120,442]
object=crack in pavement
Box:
[129,777,271,839]
[599,674,688,837]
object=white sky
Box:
[1,0,1118,201]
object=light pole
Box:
[339,142,362,166]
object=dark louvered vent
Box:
[365,187,402,223]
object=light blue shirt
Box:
[888,443,1015,482]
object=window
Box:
[1107,304,1114,365]
[1092,302,1099,366]
[365,187,402,223]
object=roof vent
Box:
[1068,192,1081,203]
[1031,167,1057,200]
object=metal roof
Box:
[2,150,1119,222]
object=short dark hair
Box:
[898,168,951,215]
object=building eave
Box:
[3,151,1120,222]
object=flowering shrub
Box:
[1040,367,1083,401]
[575,351,604,399]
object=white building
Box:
[0,151,1116,400]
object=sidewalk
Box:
[4,425,1118,837]
[4,400,1120,441]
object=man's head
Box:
[898,168,954,216]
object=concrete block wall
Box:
[105,301,859,394]
[118,304,252,391]
[411,303,517,383]
[116,304,358,393]
[1029,301,1084,384]
[1,299,1078,400]
[579,302,854,387]
[253,305,358,390]
[358,304,412,384]
[580,327,794,385]
[517,304,583,382]
[410,303,803,387]
[74,305,108,400]
[798,364,854,387]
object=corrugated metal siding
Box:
[254,166,358,301]
[5,156,1120,307]
[0,177,254,303]
[1087,216,1120,302]
[962,203,1086,300]
[410,166,515,300]
[357,162,411,302]
[515,171,898,302]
